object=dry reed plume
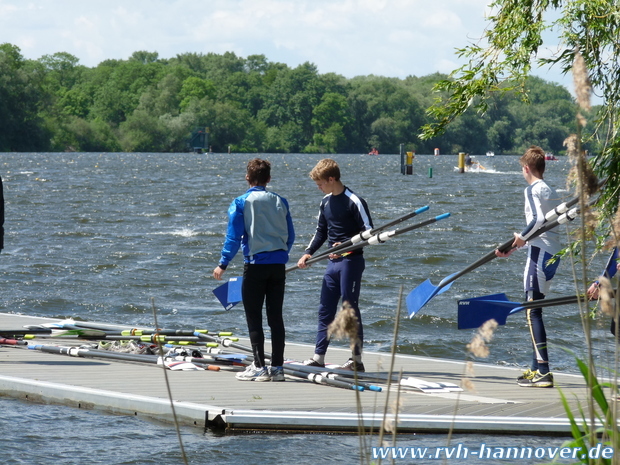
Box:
[328,301,359,350]
[463,319,498,391]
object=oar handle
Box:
[544,196,579,222]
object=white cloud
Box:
[0,0,578,95]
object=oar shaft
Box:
[30,344,160,363]
[59,321,232,338]
[510,295,585,314]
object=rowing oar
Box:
[67,320,234,337]
[21,333,222,347]
[196,334,377,390]
[29,344,221,371]
[282,366,364,391]
[406,199,584,317]
[457,234,619,329]
[212,207,435,310]
[286,212,450,272]
[305,205,430,262]
[457,294,585,329]
[31,320,234,339]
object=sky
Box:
[0,0,578,95]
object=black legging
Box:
[242,263,286,367]
[525,290,549,374]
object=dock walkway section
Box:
[0,313,603,434]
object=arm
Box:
[213,198,245,280]
[494,233,524,258]
[518,185,547,242]
[301,202,327,258]
[587,247,619,299]
[283,197,295,254]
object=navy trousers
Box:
[315,254,365,357]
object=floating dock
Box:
[0,313,603,434]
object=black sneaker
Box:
[338,358,365,372]
[302,359,325,368]
[517,371,554,388]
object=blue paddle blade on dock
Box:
[406,275,455,318]
[457,293,517,329]
[212,276,243,310]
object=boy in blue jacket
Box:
[213,159,295,381]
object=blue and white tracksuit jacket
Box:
[218,186,295,268]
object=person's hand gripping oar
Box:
[212,207,430,310]
[406,194,585,318]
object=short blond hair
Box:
[309,158,340,182]
[520,146,546,176]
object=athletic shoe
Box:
[517,371,554,388]
[302,359,325,368]
[270,366,285,382]
[516,368,536,383]
[235,363,271,381]
[338,358,365,372]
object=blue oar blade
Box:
[457,293,518,329]
[406,273,458,318]
[227,276,243,303]
[406,279,439,317]
[212,277,243,310]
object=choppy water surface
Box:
[0,152,611,464]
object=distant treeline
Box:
[0,43,592,154]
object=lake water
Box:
[0,152,613,464]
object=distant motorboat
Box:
[486,151,495,157]
[545,152,558,160]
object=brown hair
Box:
[309,158,340,182]
[246,158,271,185]
[520,146,546,176]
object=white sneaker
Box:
[235,362,271,381]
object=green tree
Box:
[129,51,160,65]
[0,43,50,151]
[179,76,216,111]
